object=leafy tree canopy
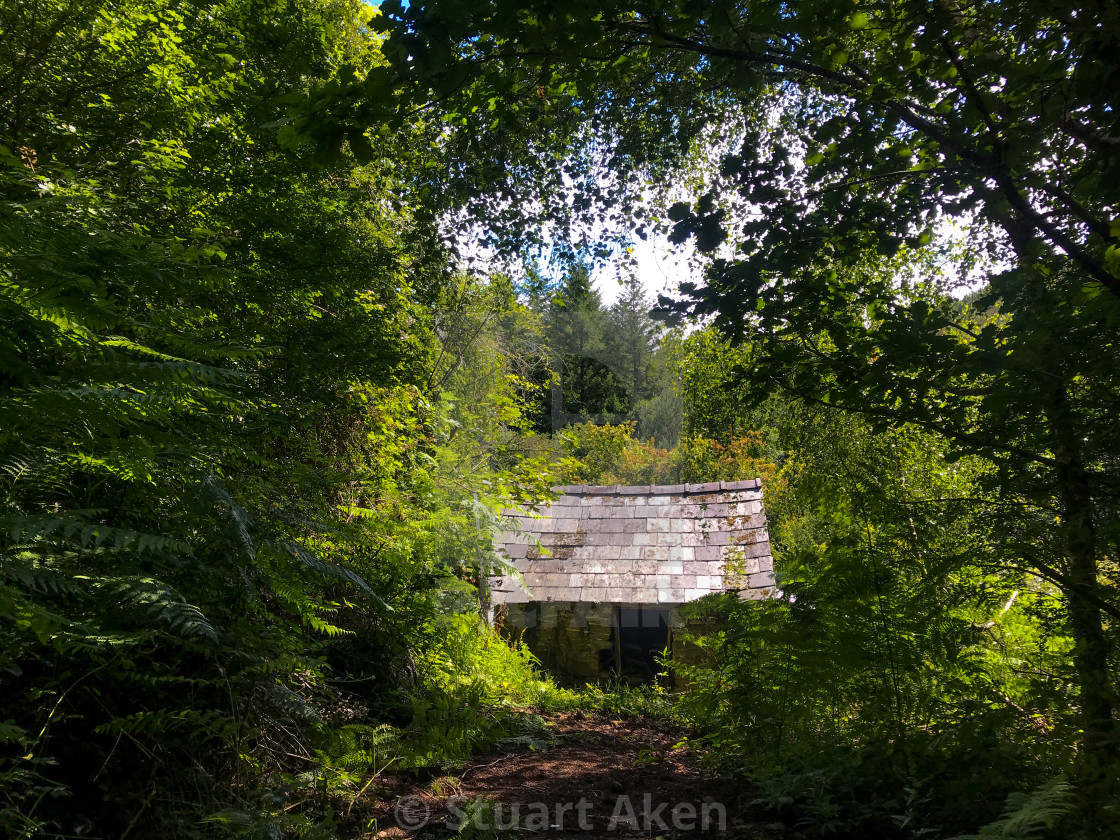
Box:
[294,0,1120,795]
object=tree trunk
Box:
[1053,446,1117,802]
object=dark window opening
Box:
[602,606,670,683]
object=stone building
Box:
[490,480,775,682]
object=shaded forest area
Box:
[1,1,1117,839]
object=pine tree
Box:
[608,275,659,407]
[545,264,628,425]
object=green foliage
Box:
[559,422,638,483]
[672,405,1081,836]
[0,1,565,836]
[7,1,1117,838]
[310,723,400,796]
[418,613,556,710]
[680,329,763,442]
[448,797,513,839]
[509,260,683,438]
[346,3,1120,811]
[953,776,1075,840]
[634,385,684,449]
[566,680,677,720]
[559,420,778,488]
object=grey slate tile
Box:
[739,587,772,601]
[689,482,722,493]
[586,545,621,560]
[730,557,759,575]
[694,545,720,561]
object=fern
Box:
[317,723,399,772]
[0,554,81,598]
[0,2,572,837]
[93,708,243,741]
[3,514,192,556]
[97,576,218,641]
[952,777,1075,840]
[264,683,323,723]
[201,476,257,560]
[270,538,386,608]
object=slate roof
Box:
[490,480,776,606]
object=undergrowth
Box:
[561,680,678,720]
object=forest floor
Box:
[355,711,794,839]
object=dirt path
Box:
[361,712,790,839]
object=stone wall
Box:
[498,602,616,682]
[498,601,720,684]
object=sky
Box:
[591,235,698,308]
[449,209,704,310]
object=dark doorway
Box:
[610,606,670,683]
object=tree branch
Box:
[597,21,1120,299]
